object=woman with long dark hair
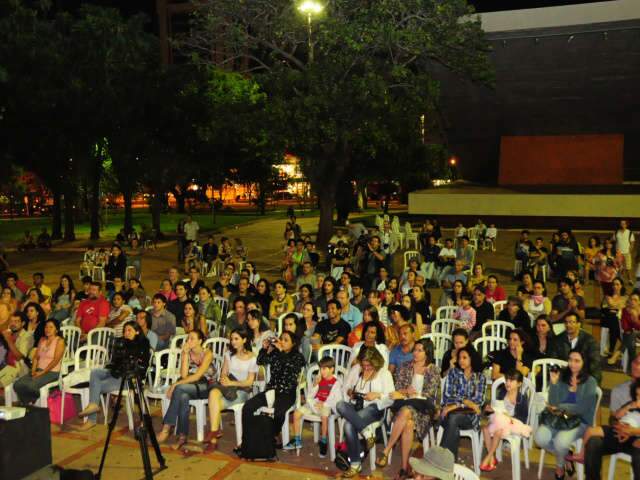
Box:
[601,277,627,361]
[439,344,486,462]
[534,349,598,480]
[254,279,272,315]
[204,328,257,450]
[75,321,150,430]
[24,302,47,346]
[239,331,306,452]
[51,275,76,321]
[14,319,65,405]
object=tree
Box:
[182,0,493,246]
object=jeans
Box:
[336,401,383,466]
[242,389,296,438]
[88,368,122,423]
[602,310,621,353]
[440,412,474,459]
[534,423,587,468]
[13,370,59,404]
[585,426,640,479]
[163,383,207,436]
[623,332,637,371]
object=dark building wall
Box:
[434,20,640,184]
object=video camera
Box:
[107,338,150,379]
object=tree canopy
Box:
[183,0,493,244]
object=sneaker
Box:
[283,438,302,451]
[319,440,328,458]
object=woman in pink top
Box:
[14,319,65,404]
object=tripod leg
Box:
[96,376,127,480]
[130,376,166,475]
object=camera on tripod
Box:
[107,338,150,379]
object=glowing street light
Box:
[298,1,324,63]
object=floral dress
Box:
[394,361,441,439]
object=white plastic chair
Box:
[214,296,229,319]
[60,345,109,424]
[317,344,352,371]
[420,333,452,368]
[537,387,603,480]
[144,349,182,416]
[92,266,106,283]
[391,221,405,249]
[482,320,514,339]
[454,463,480,480]
[489,377,536,480]
[527,358,568,437]
[60,325,82,374]
[87,327,116,360]
[473,336,508,360]
[203,337,229,380]
[169,334,188,350]
[404,223,419,249]
[492,301,508,319]
[436,306,458,321]
[608,452,634,480]
[277,311,302,335]
[403,250,421,271]
[431,318,463,337]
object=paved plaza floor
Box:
[4,212,634,479]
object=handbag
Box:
[208,374,251,401]
[48,390,78,424]
[539,407,582,431]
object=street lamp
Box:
[298,1,324,63]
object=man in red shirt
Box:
[76,282,109,338]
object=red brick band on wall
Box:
[499,134,624,185]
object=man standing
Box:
[380,220,399,275]
[150,293,176,350]
[336,290,362,330]
[614,219,635,285]
[0,313,34,387]
[361,236,386,288]
[554,313,601,382]
[183,215,200,243]
[584,352,640,479]
[75,282,110,338]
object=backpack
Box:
[240,413,277,461]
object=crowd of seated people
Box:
[1,216,640,480]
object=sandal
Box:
[564,453,584,464]
[203,429,223,444]
[171,435,188,451]
[480,457,498,472]
[156,427,171,444]
[375,451,390,468]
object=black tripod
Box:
[95,372,166,480]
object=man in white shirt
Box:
[379,220,399,275]
[614,219,635,284]
[183,215,200,242]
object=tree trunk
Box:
[123,187,133,235]
[89,163,101,240]
[51,188,62,239]
[357,181,368,210]
[316,185,336,249]
[258,181,267,215]
[63,187,76,241]
[151,191,163,238]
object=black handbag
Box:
[539,407,582,431]
[391,398,436,417]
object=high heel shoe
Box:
[554,468,565,480]
[375,451,390,468]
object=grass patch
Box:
[0,210,284,245]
